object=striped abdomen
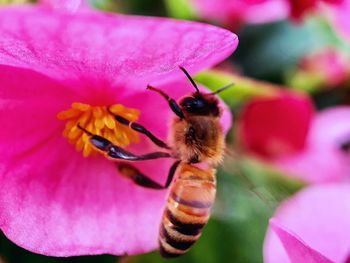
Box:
[159,164,216,258]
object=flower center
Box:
[57,102,140,157]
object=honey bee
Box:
[78,67,232,257]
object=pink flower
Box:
[239,94,350,183]
[39,0,88,13]
[286,0,350,43]
[302,48,349,87]
[239,92,314,159]
[189,0,289,29]
[329,0,350,43]
[289,48,350,90]
[189,0,346,28]
[0,6,237,256]
[264,184,350,263]
[275,106,350,183]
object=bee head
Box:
[179,92,220,117]
[177,66,232,117]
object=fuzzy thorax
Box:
[170,115,225,165]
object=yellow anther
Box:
[58,103,140,157]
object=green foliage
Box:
[195,70,278,108]
[232,157,306,205]
[233,21,320,82]
[164,0,197,20]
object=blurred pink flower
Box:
[329,0,350,43]
[239,92,314,159]
[190,0,289,29]
[39,0,88,12]
[290,48,350,90]
[264,184,350,263]
[239,93,350,183]
[300,48,350,87]
[287,0,350,43]
[190,0,347,28]
[0,6,237,256]
[275,106,350,183]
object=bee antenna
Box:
[77,123,93,136]
[210,82,234,95]
[179,66,199,93]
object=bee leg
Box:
[107,108,170,149]
[164,160,181,188]
[118,161,181,189]
[78,125,171,161]
[118,163,163,189]
[147,85,184,119]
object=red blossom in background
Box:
[0,6,237,256]
[239,93,350,183]
[239,92,314,159]
[288,0,344,20]
[264,184,350,263]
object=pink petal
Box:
[39,0,89,13]
[220,97,233,134]
[269,219,333,263]
[240,0,290,24]
[191,0,288,27]
[0,136,174,256]
[275,106,350,183]
[274,146,348,183]
[0,63,232,256]
[0,65,73,161]
[308,106,350,148]
[264,184,350,263]
[0,6,238,89]
[333,0,350,43]
[298,48,349,88]
[239,92,314,159]
[0,65,175,256]
[345,253,350,263]
[0,6,235,256]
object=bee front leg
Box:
[118,161,181,189]
[78,125,171,161]
[147,85,184,119]
[107,108,170,149]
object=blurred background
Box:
[0,0,349,262]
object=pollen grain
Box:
[57,102,140,157]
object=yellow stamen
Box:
[58,103,140,157]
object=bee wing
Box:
[222,146,304,207]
